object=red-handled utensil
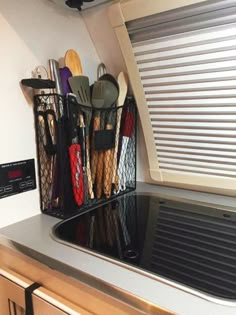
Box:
[69,143,84,206]
[66,94,84,206]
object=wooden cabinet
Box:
[0,274,25,315]
[0,269,91,315]
[0,245,175,315]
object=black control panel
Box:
[0,159,36,199]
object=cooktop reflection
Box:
[53,193,236,300]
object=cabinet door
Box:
[0,271,91,315]
[0,274,25,315]
[32,295,69,315]
[32,291,91,315]
[0,275,71,315]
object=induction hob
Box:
[53,192,236,300]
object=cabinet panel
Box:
[0,271,91,315]
[0,248,175,315]
[0,275,25,315]
[33,295,68,315]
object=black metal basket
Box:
[34,93,137,219]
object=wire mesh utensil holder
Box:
[34,93,137,219]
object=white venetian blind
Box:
[126,1,236,187]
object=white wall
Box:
[0,0,100,228]
[82,3,127,76]
[82,4,150,183]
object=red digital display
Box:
[8,169,23,179]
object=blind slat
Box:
[158,152,236,164]
[127,1,236,42]
[156,146,236,158]
[153,128,236,136]
[158,158,236,171]
[149,107,236,114]
[159,163,236,177]
[155,134,236,144]
[155,140,236,151]
[133,26,236,54]
[147,99,236,107]
[135,40,236,63]
[150,114,236,121]
[137,51,236,70]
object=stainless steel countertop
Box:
[1,182,236,315]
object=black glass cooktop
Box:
[54,193,236,300]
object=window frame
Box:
[109,0,236,196]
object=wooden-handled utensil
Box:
[112,72,128,191]
[65,49,83,76]
[93,76,119,198]
[91,63,107,185]
[98,74,119,198]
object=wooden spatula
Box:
[65,49,83,76]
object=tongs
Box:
[21,75,57,156]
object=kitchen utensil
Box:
[92,79,119,198]
[65,50,94,200]
[36,108,57,156]
[70,79,94,200]
[91,82,104,184]
[97,63,106,80]
[22,70,57,155]
[21,78,55,90]
[117,105,135,192]
[90,65,108,185]
[32,66,58,208]
[59,66,72,95]
[97,75,119,198]
[65,49,83,76]
[48,59,64,119]
[97,78,119,108]
[48,59,63,96]
[68,75,91,106]
[99,73,119,91]
[77,105,89,204]
[66,94,84,206]
[112,72,128,190]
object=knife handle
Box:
[69,143,84,206]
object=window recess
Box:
[125,0,236,195]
